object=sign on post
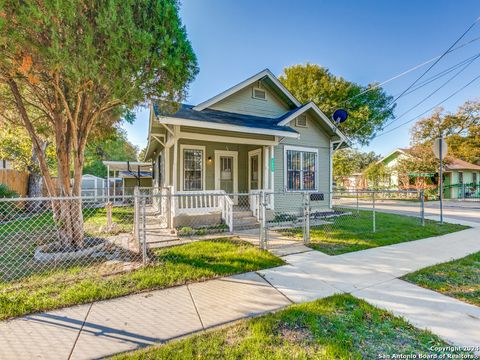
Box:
[433,137,447,223]
[432,138,448,159]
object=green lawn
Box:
[403,252,480,306]
[113,294,469,360]
[0,239,283,320]
[0,206,135,282]
[299,210,467,255]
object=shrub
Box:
[0,184,19,221]
[0,184,18,198]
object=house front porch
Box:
[145,126,281,233]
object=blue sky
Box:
[124,0,480,156]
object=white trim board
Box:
[277,102,347,141]
[157,116,299,139]
[193,69,301,111]
[177,131,278,146]
[179,144,206,191]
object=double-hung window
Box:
[285,146,318,191]
[182,146,205,191]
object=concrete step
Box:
[233,210,254,218]
[233,223,260,231]
[233,216,259,226]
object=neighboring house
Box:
[143,69,347,228]
[102,161,153,198]
[379,148,480,199]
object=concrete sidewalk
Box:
[1,222,479,359]
[0,272,290,360]
[260,225,480,350]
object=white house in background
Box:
[142,68,347,230]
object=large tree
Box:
[410,100,480,164]
[0,0,198,247]
[333,149,380,180]
[279,64,395,145]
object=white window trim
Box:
[252,87,267,101]
[180,144,206,191]
[283,145,319,192]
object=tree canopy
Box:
[333,149,380,180]
[84,127,139,178]
[0,0,198,246]
[410,100,480,164]
[279,64,395,145]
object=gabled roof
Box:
[378,148,412,164]
[276,101,347,141]
[193,68,301,111]
[156,104,300,138]
[445,157,480,171]
[379,148,480,171]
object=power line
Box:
[345,17,480,142]
[371,73,480,140]
[346,34,480,103]
[401,52,480,96]
[381,52,480,130]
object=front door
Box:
[215,151,238,204]
[248,149,262,191]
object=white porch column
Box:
[106,165,110,202]
[263,146,269,191]
[172,141,178,191]
[329,141,333,208]
[269,145,275,191]
[113,170,116,203]
[164,147,170,187]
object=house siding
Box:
[273,113,331,213]
[179,126,275,141]
[209,84,289,118]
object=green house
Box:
[143,69,347,229]
[379,148,480,199]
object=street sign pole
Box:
[439,135,444,224]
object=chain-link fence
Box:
[443,183,480,201]
[0,195,139,289]
[0,188,427,294]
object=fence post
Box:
[303,192,310,244]
[372,191,376,233]
[141,196,147,267]
[356,189,360,215]
[134,187,140,246]
[259,191,267,250]
[420,189,425,226]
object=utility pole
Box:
[439,133,444,224]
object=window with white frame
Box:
[183,148,204,190]
[285,147,317,191]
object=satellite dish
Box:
[332,109,348,124]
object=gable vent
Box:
[252,87,266,100]
[296,114,307,127]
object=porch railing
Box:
[171,190,234,232]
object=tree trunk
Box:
[52,197,84,249]
[27,141,47,212]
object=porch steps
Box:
[233,210,259,231]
